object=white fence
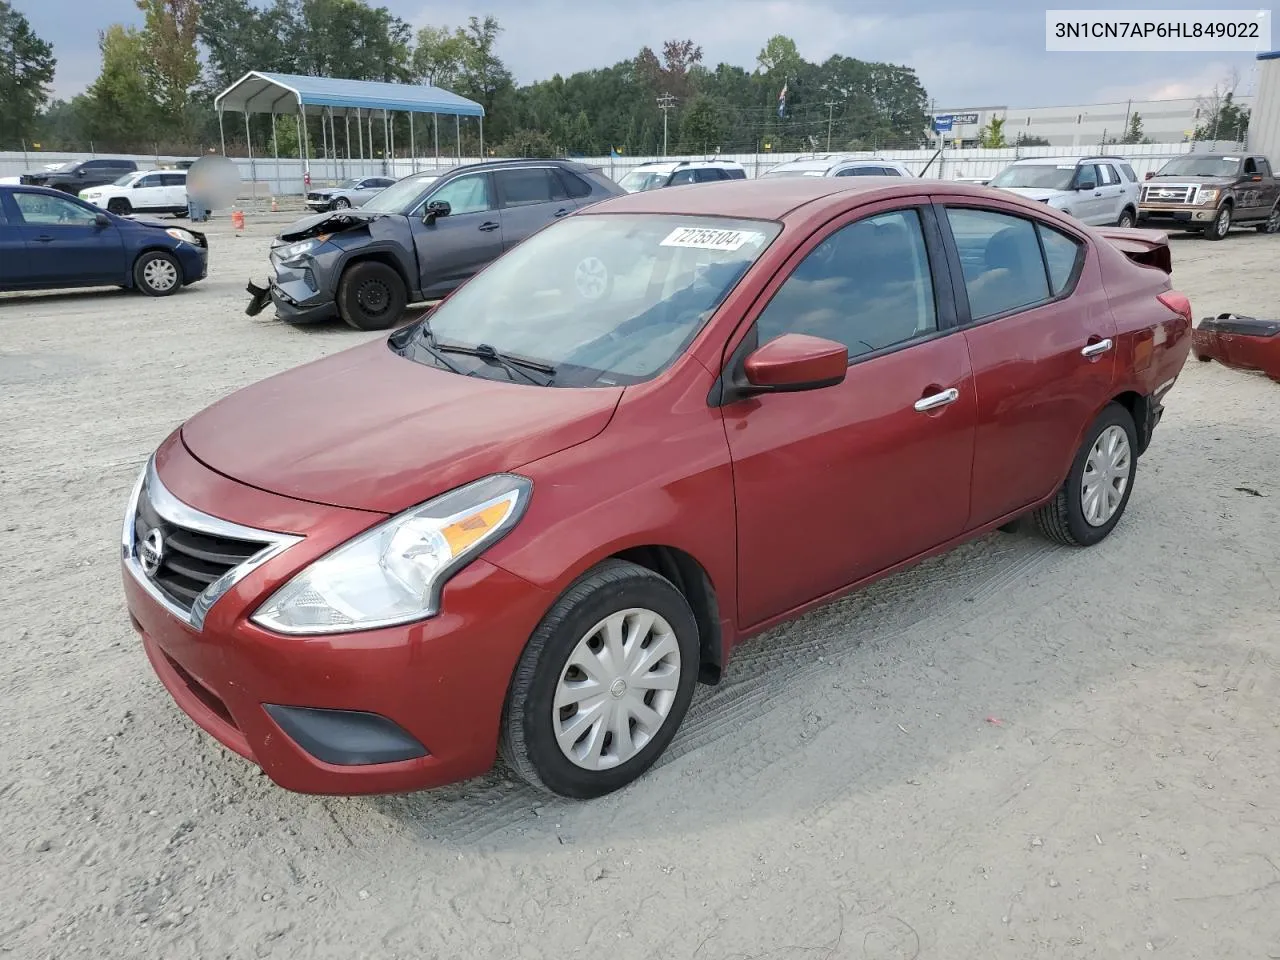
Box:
[0,140,1245,199]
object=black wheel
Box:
[331,196,351,210]
[1034,404,1137,547]
[107,198,132,215]
[336,261,407,331]
[1204,204,1231,240]
[1116,207,1136,228]
[1257,203,1280,234]
[132,250,183,297]
[500,559,700,799]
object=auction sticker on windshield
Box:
[660,226,764,251]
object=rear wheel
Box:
[107,198,132,215]
[337,260,407,331]
[1257,203,1280,234]
[133,250,183,296]
[1034,404,1137,547]
[1204,204,1231,240]
[1116,207,1136,228]
[500,560,700,799]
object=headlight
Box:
[1196,188,1220,205]
[251,474,532,635]
[273,236,329,261]
[166,228,198,244]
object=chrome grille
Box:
[1141,184,1196,205]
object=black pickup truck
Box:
[19,158,139,194]
[1138,152,1280,240]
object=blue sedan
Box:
[0,185,208,297]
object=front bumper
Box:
[121,438,552,795]
[1137,204,1217,225]
[177,244,209,285]
[246,253,337,323]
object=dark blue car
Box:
[0,185,208,297]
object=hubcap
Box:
[357,279,390,315]
[1217,208,1230,232]
[334,198,350,208]
[1081,425,1131,527]
[573,256,609,300]
[143,258,177,291]
[552,608,681,771]
[1267,208,1280,233]
[1120,212,1133,227]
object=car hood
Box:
[180,337,624,513]
[1145,175,1234,186]
[998,187,1063,202]
[278,209,386,240]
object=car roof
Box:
[630,159,745,173]
[768,156,900,172]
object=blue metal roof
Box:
[215,71,484,117]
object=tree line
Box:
[3,0,932,158]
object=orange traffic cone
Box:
[270,197,278,213]
[231,210,245,232]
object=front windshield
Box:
[409,214,783,387]
[113,172,138,186]
[336,178,360,188]
[618,171,665,192]
[989,164,1076,190]
[360,174,439,213]
[1155,155,1242,177]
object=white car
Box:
[617,160,747,192]
[79,169,190,217]
[760,156,914,179]
[986,156,1141,227]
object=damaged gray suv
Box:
[247,159,626,330]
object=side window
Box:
[13,192,99,225]
[1243,157,1257,175]
[427,174,493,215]
[756,208,938,360]
[1037,223,1084,296]
[495,168,565,207]
[1100,164,1120,185]
[882,166,903,176]
[1075,164,1100,188]
[375,178,395,187]
[555,169,594,198]
[946,208,1051,320]
[668,169,697,185]
[160,174,186,187]
[723,168,746,180]
[1258,159,1273,179]
[836,166,879,177]
[1119,163,1138,182]
[135,175,162,188]
[693,168,725,182]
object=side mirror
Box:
[423,199,451,223]
[742,333,848,393]
[76,169,86,177]
[94,213,110,227]
[1077,178,1097,192]
[1144,172,1155,180]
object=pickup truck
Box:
[1138,152,1280,240]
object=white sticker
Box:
[1057,164,1077,169]
[1223,156,1240,161]
[803,170,826,176]
[660,226,763,251]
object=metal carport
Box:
[214,71,486,182]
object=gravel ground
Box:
[2,217,1279,960]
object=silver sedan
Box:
[304,176,397,211]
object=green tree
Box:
[83,24,158,147]
[291,0,411,82]
[412,24,466,88]
[197,0,298,92]
[756,34,801,80]
[677,94,725,152]
[1014,133,1051,147]
[1121,111,1145,144]
[1195,90,1250,141]
[0,0,57,148]
[979,115,1007,148]
[137,0,200,133]
[497,127,555,157]
[635,38,703,98]
[455,16,512,116]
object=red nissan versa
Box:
[122,178,1193,799]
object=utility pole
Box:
[657,93,676,156]
[824,101,840,152]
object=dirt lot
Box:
[2,216,1279,960]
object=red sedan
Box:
[122,178,1193,799]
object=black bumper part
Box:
[1197,313,1280,338]
[245,279,271,316]
[263,704,428,766]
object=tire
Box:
[331,197,351,210]
[1195,352,1213,362]
[1116,207,1136,228]
[1033,403,1137,547]
[500,559,700,799]
[336,261,407,331]
[1257,203,1280,234]
[1204,204,1231,240]
[132,250,183,297]
[107,198,132,215]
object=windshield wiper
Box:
[413,319,468,376]
[433,340,556,386]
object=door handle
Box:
[478,221,500,232]
[553,208,570,218]
[1081,338,1113,357]
[914,387,960,412]
[34,235,55,242]
[1093,191,1102,197]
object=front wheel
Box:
[331,197,351,210]
[1257,204,1280,234]
[500,560,700,799]
[1204,204,1232,240]
[1116,208,1136,228]
[337,261,407,331]
[107,198,132,215]
[1034,403,1137,547]
[133,250,183,296]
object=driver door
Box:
[11,190,125,285]
[721,200,976,628]
[411,172,505,299]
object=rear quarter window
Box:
[1037,223,1085,295]
[555,169,594,198]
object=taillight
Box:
[1157,291,1192,323]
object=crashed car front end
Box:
[246,210,393,323]
[304,189,340,211]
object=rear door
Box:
[0,195,31,288]
[10,190,126,285]
[410,171,503,298]
[939,202,1117,526]
[1097,163,1126,223]
[493,166,572,250]
[160,173,187,210]
[1071,164,1109,224]
[1257,158,1280,217]
[1239,157,1272,219]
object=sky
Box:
[20,0,1267,108]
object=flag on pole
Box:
[777,82,788,118]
